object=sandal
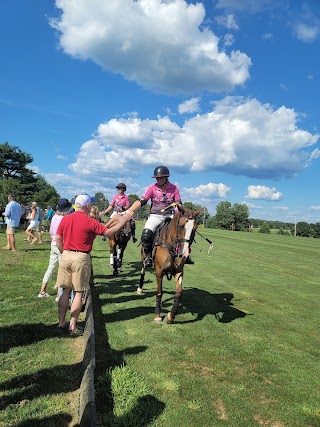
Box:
[57,322,69,331]
[68,326,84,336]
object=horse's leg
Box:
[164,271,183,324]
[109,239,114,266]
[137,247,145,295]
[113,242,119,275]
[154,272,163,323]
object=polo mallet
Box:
[196,230,213,255]
[160,202,178,213]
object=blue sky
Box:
[1,0,320,223]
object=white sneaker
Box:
[38,292,50,298]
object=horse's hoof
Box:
[113,270,119,276]
[154,316,162,323]
[136,288,143,295]
[164,314,175,324]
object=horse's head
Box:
[174,207,202,259]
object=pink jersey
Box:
[111,194,130,212]
[49,214,64,246]
[142,182,181,215]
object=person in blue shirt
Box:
[3,194,22,251]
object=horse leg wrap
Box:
[110,254,113,265]
[171,296,181,318]
[113,255,117,269]
[155,293,163,316]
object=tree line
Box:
[1,142,319,237]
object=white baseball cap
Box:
[75,194,96,207]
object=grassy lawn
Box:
[0,229,83,427]
[91,222,320,427]
[1,224,319,427]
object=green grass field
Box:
[1,224,319,426]
[92,223,320,427]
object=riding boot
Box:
[141,228,154,268]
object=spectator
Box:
[44,205,55,231]
[38,198,72,298]
[36,204,43,244]
[25,202,39,244]
[55,193,133,334]
[45,206,54,222]
[2,194,22,251]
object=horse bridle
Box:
[156,212,197,259]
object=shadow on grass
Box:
[13,413,72,427]
[91,277,165,426]
[0,362,83,410]
[171,288,250,323]
[95,270,248,325]
[0,323,68,353]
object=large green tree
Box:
[0,142,33,179]
[233,203,250,231]
[0,142,59,207]
[94,192,108,211]
[215,201,234,230]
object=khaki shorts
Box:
[55,251,91,292]
[6,225,15,234]
[36,222,42,232]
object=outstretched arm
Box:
[103,211,134,237]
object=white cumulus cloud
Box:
[50,0,251,95]
[184,182,231,198]
[67,96,319,181]
[178,97,201,114]
[246,185,282,201]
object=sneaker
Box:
[144,256,153,268]
[55,296,60,302]
[38,292,50,298]
[132,236,137,243]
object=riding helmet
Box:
[116,183,127,191]
[152,166,170,178]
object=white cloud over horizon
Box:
[246,185,282,201]
[67,96,319,181]
[51,0,251,95]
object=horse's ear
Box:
[177,205,185,214]
[193,208,203,217]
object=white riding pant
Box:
[144,214,173,233]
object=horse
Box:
[107,213,132,275]
[137,206,202,324]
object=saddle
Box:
[152,217,172,251]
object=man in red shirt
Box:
[55,193,133,334]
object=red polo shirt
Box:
[57,211,107,252]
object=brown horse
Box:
[137,206,202,324]
[107,213,132,275]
